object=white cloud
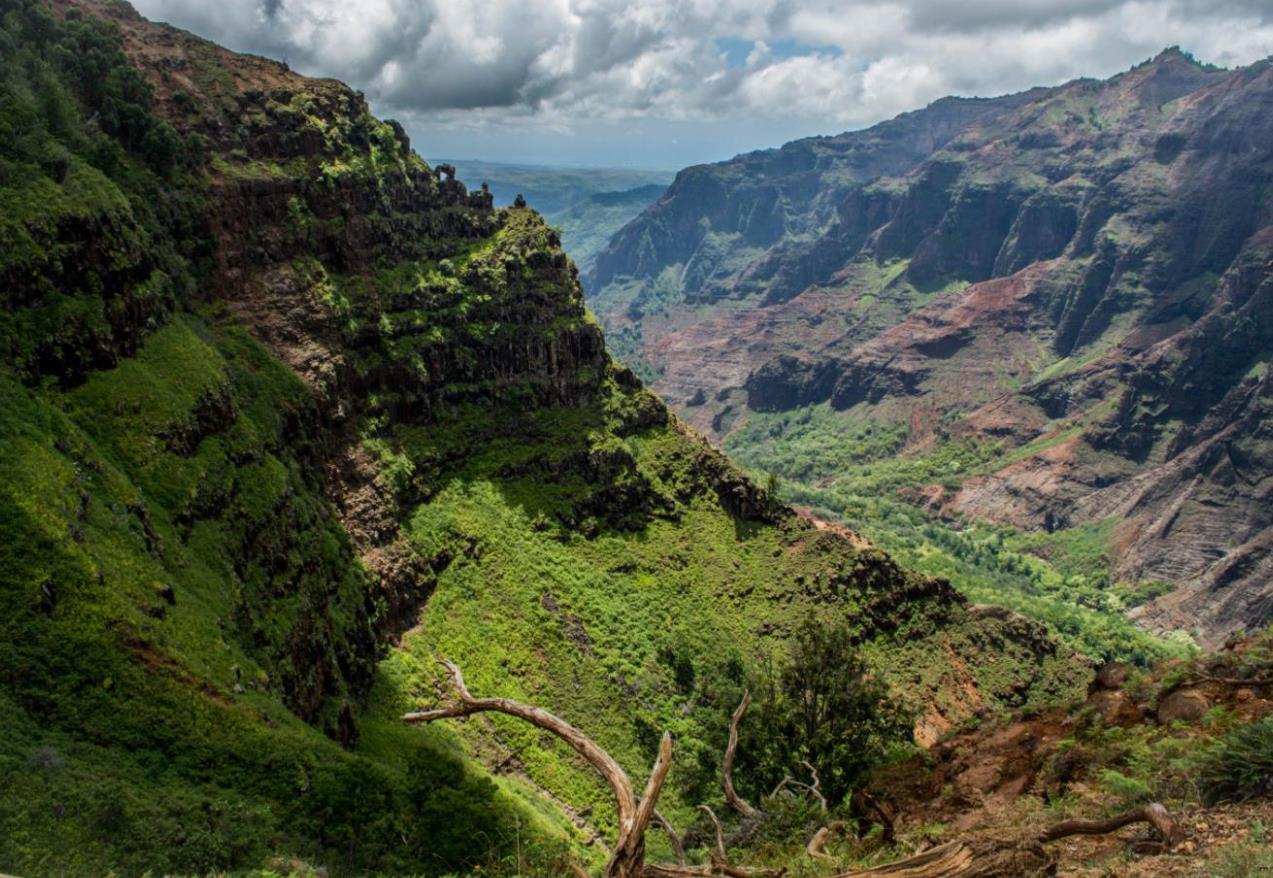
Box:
[132,0,1273,163]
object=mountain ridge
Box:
[586,46,1273,646]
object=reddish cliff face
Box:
[589,50,1273,645]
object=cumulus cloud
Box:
[132,0,1273,163]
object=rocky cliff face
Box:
[0,2,1087,874]
[588,49,1273,645]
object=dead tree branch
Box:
[800,761,827,812]
[1038,802,1182,849]
[823,802,1183,878]
[829,840,977,877]
[699,805,728,866]
[404,659,672,878]
[723,690,761,819]
[653,810,686,865]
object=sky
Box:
[131,0,1273,170]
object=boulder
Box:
[1157,688,1210,724]
[1093,661,1131,691]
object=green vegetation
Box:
[1210,821,1273,878]
[733,618,913,805]
[0,311,566,877]
[0,3,1093,877]
[0,5,562,874]
[547,184,668,274]
[726,404,1183,664]
[1198,717,1273,805]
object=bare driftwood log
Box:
[824,802,1182,878]
[404,660,672,878]
[723,690,762,819]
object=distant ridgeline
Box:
[587,48,1273,649]
[0,1,1085,876]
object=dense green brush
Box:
[1198,716,1273,805]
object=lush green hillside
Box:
[0,3,1088,877]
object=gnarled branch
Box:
[404,660,640,829]
[404,659,673,878]
[824,802,1182,878]
[799,761,827,811]
[1038,802,1182,849]
[652,810,686,866]
[723,690,761,819]
[699,805,728,867]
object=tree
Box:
[763,470,781,508]
[737,618,911,806]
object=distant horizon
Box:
[430,156,680,174]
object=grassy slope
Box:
[0,314,557,877]
[0,4,1087,876]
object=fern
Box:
[1198,717,1273,805]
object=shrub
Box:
[1197,716,1273,805]
[1097,769,1153,808]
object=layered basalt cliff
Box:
[588,49,1273,644]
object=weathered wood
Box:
[404,660,639,833]
[830,841,977,877]
[723,690,761,818]
[1038,802,1182,848]
[807,821,847,858]
[824,802,1182,878]
[699,805,729,867]
[404,659,673,878]
[653,810,686,865]
[800,760,828,812]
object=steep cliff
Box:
[0,2,1085,876]
[588,49,1273,646]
